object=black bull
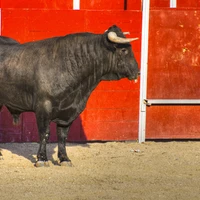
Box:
[0,25,139,167]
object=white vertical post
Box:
[138,0,150,143]
[170,0,177,8]
[73,0,80,10]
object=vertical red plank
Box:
[127,0,142,10]
[150,0,169,8]
[81,0,124,10]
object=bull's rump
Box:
[0,44,37,111]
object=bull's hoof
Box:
[59,161,73,167]
[35,161,50,167]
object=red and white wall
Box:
[1,0,200,142]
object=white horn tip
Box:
[123,32,130,35]
[131,37,139,41]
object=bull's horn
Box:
[123,32,130,35]
[108,32,138,43]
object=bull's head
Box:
[101,25,140,82]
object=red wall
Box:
[2,0,200,141]
[151,0,200,8]
[0,0,142,142]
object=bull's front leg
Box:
[35,105,51,167]
[57,125,72,166]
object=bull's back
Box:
[0,36,19,45]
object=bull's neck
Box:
[56,35,109,109]
[69,35,107,92]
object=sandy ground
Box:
[0,141,200,200]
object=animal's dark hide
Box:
[0,25,139,166]
[0,36,19,45]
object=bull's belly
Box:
[52,107,82,126]
[0,91,33,112]
[50,90,89,126]
[51,99,87,126]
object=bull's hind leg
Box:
[57,125,72,166]
[35,106,51,167]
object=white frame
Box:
[170,0,177,8]
[138,0,150,143]
[73,0,80,10]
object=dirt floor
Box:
[0,141,200,200]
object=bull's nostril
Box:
[138,71,140,76]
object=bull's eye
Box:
[120,48,128,55]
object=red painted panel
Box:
[146,106,200,139]
[151,0,200,8]
[177,0,200,8]
[148,10,200,99]
[1,0,72,9]
[127,0,142,10]
[147,10,200,139]
[82,121,138,141]
[81,0,124,10]
[81,108,138,122]
[2,10,86,43]
[86,91,139,109]
[150,0,169,8]
[96,79,139,91]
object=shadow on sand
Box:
[0,142,90,165]
[0,110,90,165]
